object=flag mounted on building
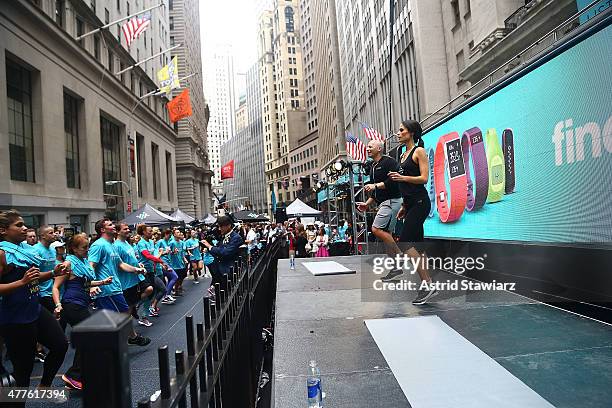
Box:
[167,89,192,123]
[346,132,367,162]
[158,56,180,96]
[121,11,151,48]
[220,160,235,180]
[360,122,385,142]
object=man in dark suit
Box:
[202,216,243,304]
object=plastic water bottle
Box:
[290,254,296,270]
[307,360,323,407]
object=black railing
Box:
[72,237,282,408]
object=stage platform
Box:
[272,255,612,408]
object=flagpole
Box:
[139,73,199,99]
[115,44,182,75]
[76,2,165,41]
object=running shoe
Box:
[412,287,438,305]
[62,374,82,390]
[161,296,175,305]
[128,334,151,346]
[380,269,404,282]
[166,295,177,302]
[148,306,159,317]
[138,317,153,327]
[34,351,46,363]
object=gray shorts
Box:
[372,198,402,232]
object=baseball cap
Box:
[50,241,65,250]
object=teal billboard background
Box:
[421,23,612,245]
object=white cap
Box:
[50,241,65,250]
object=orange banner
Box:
[167,89,192,123]
[221,160,235,180]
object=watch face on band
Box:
[490,159,505,187]
[445,139,466,179]
[503,129,515,194]
[470,130,484,145]
[428,148,436,217]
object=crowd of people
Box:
[0,211,289,396]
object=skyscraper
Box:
[203,43,236,198]
[169,0,212,217]
[258,1,307,212]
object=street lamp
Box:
[105,180,133,214]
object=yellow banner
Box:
[157,56,180,96]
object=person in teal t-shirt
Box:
[169,229,188,296]
[135,225,169,318]
[114,223,153,327]
[89,218,150,346]
[32,226,59,315]
[185,229,202,284]
[155,229,178,305]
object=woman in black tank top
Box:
[388,120,437,305]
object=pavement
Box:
[273,255,612,408]
[24,275,212,407]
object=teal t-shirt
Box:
[113,239,145,290]
[88,238,123,298]
[169,238,185,270]
[135,238,156,274]
[185,238,202,261]
[32,242,57,298]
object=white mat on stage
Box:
[302,261,355,276]
[365,315,555,408]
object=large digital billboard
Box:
[421,22,612,245]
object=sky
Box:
[199,0,258,79]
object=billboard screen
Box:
[421,22,612,245]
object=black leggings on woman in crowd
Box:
[0,307,68,387]
[61,303,91,381]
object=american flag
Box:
[346,132,367,162]
[360,122,385,142]
[121,12,151,48]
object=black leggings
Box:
[0,308,68,387]
[399,195,431,249]
[61,303,91,381]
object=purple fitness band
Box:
[461,127,489,211]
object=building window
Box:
[108,50,113,71]
[117,0,120,11]
[6,58,35,182]
[76,18,84,45]
[91,0,96,13]
[165,151,173,200]
[169,0,173,10]
[135,134,145,197]
[55,0,65,28]
[127,1,130,15]
[285,6,294,32]
[451,0,460,26]
[151,143,160,200]
[169,16,174,30]
[170,36,175,46]
[105,8,109,24]
[94,35,100,59]
[101,116,122,218]
[64,92,81,188]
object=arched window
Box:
[285,6,294,32]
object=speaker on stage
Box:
[275,207,287,223]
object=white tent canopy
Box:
[286,198,322,217]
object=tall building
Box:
[220,63,267,213]
[258,1,307,213]
[169,0,212,218]
[335,0,578,140]
[304,0,346,168]
[203,43,236,197]
[0,0,176,232]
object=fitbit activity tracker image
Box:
[461,127,489,211]
[434,132,468,223]
[427,147,436,217]
[485,128,505,203]
[502,128,515,194]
